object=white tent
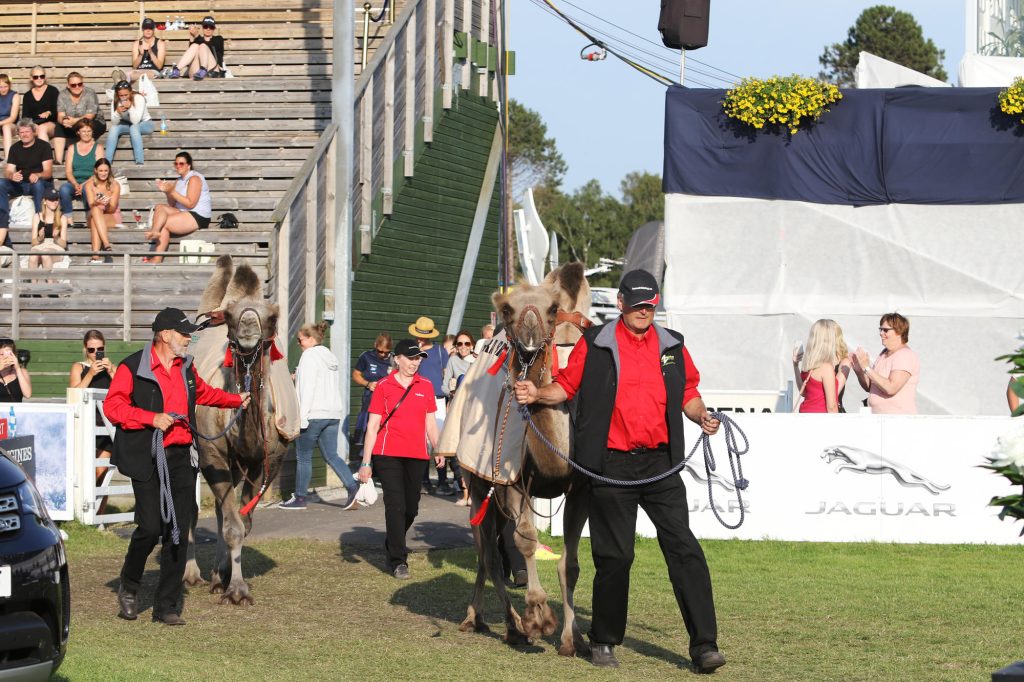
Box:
[663,194,1024,416]
[958,52,1024,87]
[855,51,950,88]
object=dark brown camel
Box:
[441,263,593,656]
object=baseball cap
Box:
[141,17,155,29]
[619,269,660,308]
[152,307,201,335]
[43,187,59,201]
[394,339,428,359]
[201,16,216,27]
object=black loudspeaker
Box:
[659,0,711,51]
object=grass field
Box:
[55,523,1023,681]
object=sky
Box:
[509,1,967,195]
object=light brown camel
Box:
[182,255,299,604]
[441,262,592,656]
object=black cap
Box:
[619,269,660,307]
[394,339,427,359]
[43,187,59,201]
[141,17,155,29]
[201,15,216,27]
[152,307,200,335]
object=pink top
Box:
[867,346,919,414]
[799,370,837,413]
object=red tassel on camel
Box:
[470,486,494,526]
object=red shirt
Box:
[368,372,436,459]
[555,320,702,451]
[104,346,243,446]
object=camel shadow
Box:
[102,536,276,616]
[337,520,473,572]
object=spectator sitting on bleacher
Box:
[53,72,106,165]
[169,16,226,80]
[145,151,211,264]
[20,68,58,147]
[0,118,54,249]
[59,119,104,222]
[0,339,30,402]
[105,81,152,166]
[129,18,168,82]
[0,75,22,160]
[27,187,67,270]
[83,159,121,264]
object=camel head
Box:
[492,279,560,357]
[544,262,591,347]
[220,262,279,353]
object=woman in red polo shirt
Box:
[358,338,443,579]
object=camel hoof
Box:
[458,617,490,634]
[183,574,208,587]
[210,583,225,595]
[503,627,532,646]
[557,641,575,657]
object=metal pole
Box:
[361,3,372,70]
[333,0,355,458]
[679,48,686,85]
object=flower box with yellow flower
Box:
[722,75,842,135]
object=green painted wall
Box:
[348,91,501,430]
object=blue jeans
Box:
[295,419,357,497]
[105,119,155,164]
[0,178,52,228]
[58,181,89,219]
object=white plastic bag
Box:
[114,175,130,196]
[356,478,378,506]
[9,195,33,227]
[138,74,159,108]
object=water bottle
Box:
[8,407,15,439]
[160,115,168,135]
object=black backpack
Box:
[217,213,239,229]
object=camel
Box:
[440,262,593,656]
[182,256,299,604]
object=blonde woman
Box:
[795,319,845,413]
[27,187,67,270]
[82,158,121,263]
[0,74,21,158]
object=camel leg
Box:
[510,490,558,641]
[217,477,254,605]
[490,514,528,645]
[182,518,207,586]
[557,485,591,657]
[458,521,491,634]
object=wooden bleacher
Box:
[0,0,403,342]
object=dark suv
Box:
[0,447,69,680]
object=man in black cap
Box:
[105,307,250,625]
[514,269,727,673]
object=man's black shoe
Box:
[436,482,457,496]
[693,650,726,674]
[117,585,137,620]
[152,612,186,626]
[590,644,619,668]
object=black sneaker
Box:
[280,494,307,510]
[694,650,726,673]
[393,563,410,580]
[590,644,619,668]
[341,482,359,510]
[209,69,226,78]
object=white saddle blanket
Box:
[439,332,529,485]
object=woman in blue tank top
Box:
[0,74,21,159]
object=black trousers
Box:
[588,449,718,659]
[119,445,196,618]
[373,455,428,570]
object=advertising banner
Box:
[554,414,1022,544]
[0,403,75,521]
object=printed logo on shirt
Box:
[414,392,426,397]
[661,354,675,367]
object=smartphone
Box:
[95,350,105,361]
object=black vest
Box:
[573,321,688,473]
[109,343,198,481]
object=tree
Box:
[819,6,947,86]
[619,171,664,229]
[508,99,567,198]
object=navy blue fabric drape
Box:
[663,85,1024,205]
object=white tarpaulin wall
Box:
[959,52,1024,87]
[663,193,1024,416]
[855,51,951,88]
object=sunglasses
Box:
[174,161,188,167]
[375,348,392,355]
[86,346,105,353]
[68,81,83,88]
[879,327,894,333]
[455,341,472,347]
[31,74,45,80]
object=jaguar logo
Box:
[820,445,951,495]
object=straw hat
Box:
[408,316,439,339]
